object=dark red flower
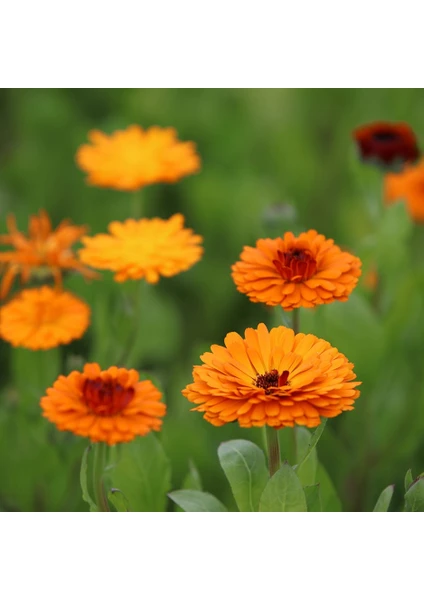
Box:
[353,122,419,169]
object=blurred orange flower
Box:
[384,159,424,222]
[353,121,420,168]
[41,363,166,445]
[231,230,361,310]
[0,210,97,299]
[79,213,203,283]
[0,286,90,350]
[76,125,201,191]
[182,323,360,429]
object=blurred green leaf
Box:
[294,424,325,486]
[259,462,307,512]
[109,434,171,512]
[80,445,98,512]
[373,485,394,512]
[218,439,269,512]
[181,460,203,491]
[404,469,413,492]
[316,462,342,512]
[404,477,424,512]
[304,484,322,512]
[108,488,130,512]
[169,490,228,512]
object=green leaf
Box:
[304,484,322,512]
[404,477,424,512]
[169,490,228,512]
[107,488,131,512]
[181,460,203,491]
[295,419,327,477]
[80,445,98,512]
[373,485,394,512]
[259,462,307,512]
[316,462,342,512]
[218,440,269,512]
[108,434,171,512]
[404,469,413,492]
[294,427,318,486]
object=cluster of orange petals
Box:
[231,230,361,310]
[0,210,96,299]
[0,286,90,350]
[79,213,203,283]
[75,125,201,191]
[384,158,424,222]
[41,363,166,445]
[182,323,360,429]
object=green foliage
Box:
[80,445,98,512]
[373,485,394,512]
[404,476,424,512]
[294,421,327,486]
[168,490,228,512]
[259,462,307,512]
[304,484,322,512]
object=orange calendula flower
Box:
[231,230,361,310]
[41,363,166,445]
[182,323,360,429]
[384,158,424,222]
[75,125,201,191]
[0,286,90,350]
[0,210,97,299]
[79,213,203,283]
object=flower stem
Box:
[132,190,143,219]
[292,308,300,334]
[265,426,281,477]
[93,442,110,512]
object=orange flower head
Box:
[182,323,360,429]
[75,125,201,191]
[231,230,361,311]
[0,286,90,350]
[79,213,203,283]
[41,363,166,445]
[384,158,424,222]
[0,210,97,299]
[353,121,420,169]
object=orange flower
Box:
[182,323,360,429]
[75,125,201,191]
[353,121,420,169]
[79,213,203,283]
[384,158,424,222]
[41,363,166,445]
[0,210,97,299]
[231,230,361,311]
[0,286,90,350]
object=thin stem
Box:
[117,279,144,366]
[131,190,143,219]
[265,426,281,477]
[292,308,300,334]
[93,442,110,512]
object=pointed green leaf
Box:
[218,440,269,512]
[109,434,171,512]
[404,477,424,512]
[404,469,413,492]
[169,490,228,512]
[259,462,307,512]
[80,445,98,512]
[108,488,131,512]
[295,427,318,486]
[304,484,322,512]
[295,419,327,475]
[373,485,394,512]
[181,460,202,491]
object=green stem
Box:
[93,442,110,512]
[131,190,143,219]
[265,426,281,477]
[292,308,300,334]
[117,279,144,366]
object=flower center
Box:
[273,247,317,282]
[372,130,399,143]
[254,369,289,395]
[83,377,135,416]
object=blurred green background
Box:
[1,88,424,511]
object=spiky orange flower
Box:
[75,125,201,191]
[384,158,424,222]
[182,323,360,429]
[231,230,361,310]
[0,286,90,350]
[79,213,203,283]
[41,363,166,445]
[0,210,97,299]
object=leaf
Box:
[259,462,307,512]
[304,484,322,512]
[404,469,413,492]
[315,462,342,512]
[108,434,171,512]
[218,439,269,512]
[108,488,131,512]
[80,445,98,512]
[373,485,394,512]
[294,427,318,486]
[295,419,327,476]
[181,460,202,491]
[404,477,424,512]
[169,490,228,512]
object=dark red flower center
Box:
[83,377,135,416]
[255,369,289,394]
[372,130,399,143]
[273,247,317,282]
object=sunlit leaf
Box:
[169,490,228,512]
[373,485,394,512]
